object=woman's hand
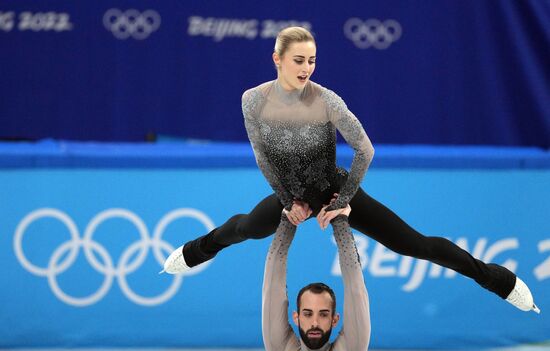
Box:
[283,200,312,225]
[317,194,351,229]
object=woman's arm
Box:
[322,88,374,211]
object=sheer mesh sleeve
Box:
[262,214,300,350]
[331,215,371,350]
[322,88,374,210]
[242,88,295,209]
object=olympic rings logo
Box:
[103,8,161,40]
[14,208,214,307]
[344,18,402,49]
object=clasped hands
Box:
[282,193,351,229]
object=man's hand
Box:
[317,194,351,229]
[283,200,312,226]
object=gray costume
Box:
[243,80,374,211]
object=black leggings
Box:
[187,187,516,298]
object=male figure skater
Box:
[262,206,371,350]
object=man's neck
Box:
[299,338,333,351]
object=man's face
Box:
[293,291,339,349]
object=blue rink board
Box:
[0,142,549,349]
[0,140,549,169]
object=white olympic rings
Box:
[103,8,161,40]
[14,208,215,307]
[344,18,402,49]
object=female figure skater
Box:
[163,27,539,313]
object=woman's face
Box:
[274,41,316,91]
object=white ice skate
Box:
[506,276,540,313]
[159,245,190,274]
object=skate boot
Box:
[160,233,220,274]
[160,245,189,274]
[479,264,540,313]
[505,276,540,313]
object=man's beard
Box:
[298,324,332,349]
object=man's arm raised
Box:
[332,212,371,350]
[262,214,300,351]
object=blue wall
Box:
[0,0,548,147]
[1,143,549,349]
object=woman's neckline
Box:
[273,79,308,104]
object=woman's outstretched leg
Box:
[163,193,283,273]
[348,187,539,312]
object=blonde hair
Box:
[274,26,315,57]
